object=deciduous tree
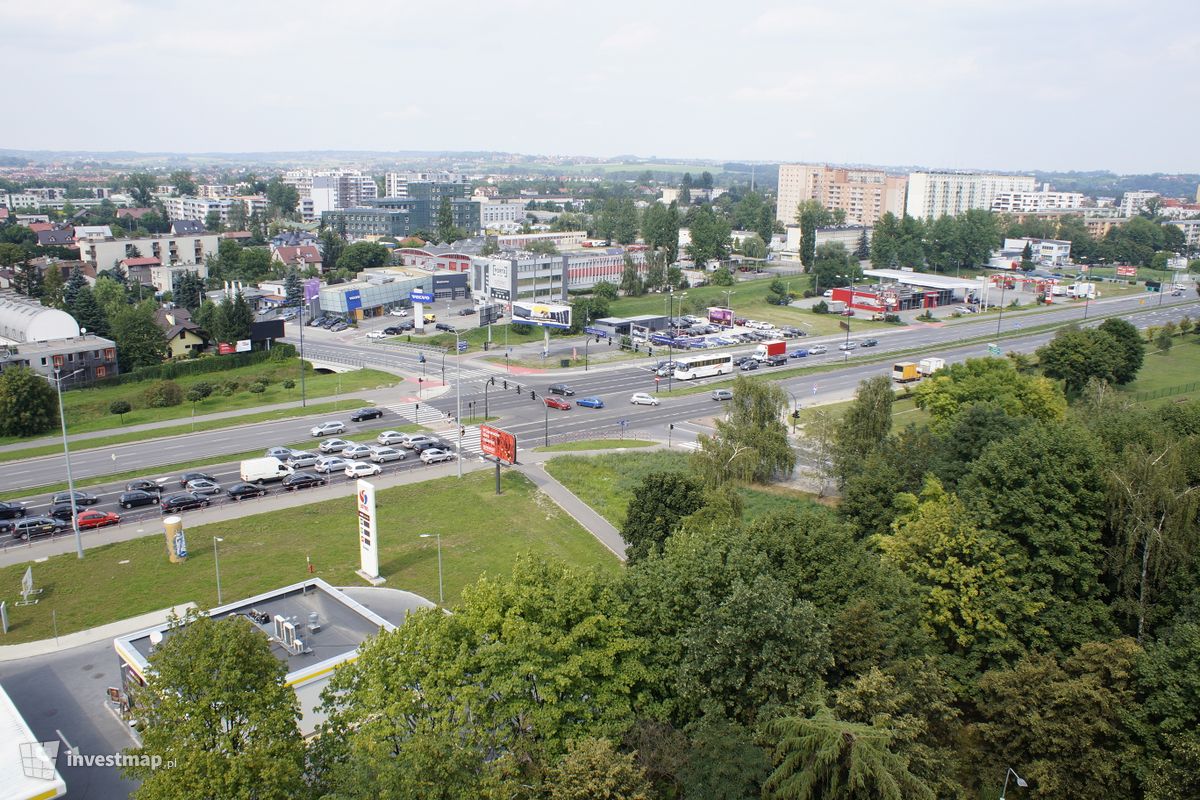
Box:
[691,376,794,485]
[109,300,167,369]
[0,367,57,437]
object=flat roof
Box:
[862,269,980,290]
[0,684,66,799]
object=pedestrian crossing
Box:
[382,401,449,427]
[676,440,702,452]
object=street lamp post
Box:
[543,400,549,447]
[48,368,85,559]
[996,279,1008,336]
[999,768,1027,800]
[297,302,307,407]
[419,533,443,605]
[455,332,462,479]
[213,536,224,605]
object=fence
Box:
[1133,381,1200,402]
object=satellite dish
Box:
[149,631,164,646]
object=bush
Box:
[884,313,902,324]
[811,301,830,314]
[511,323,532,335]
[282,379,295,390]
[143,380,184,408]
[185,389,203,404]
[109,400,132,419]
[191,381,214,399]
[248,382,266,394]
[220,380,239,396]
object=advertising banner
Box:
[163,516,187,563]
[217,342,235,355]
[479,424,517,464]
[357,480,379,578]
[512,301,571,329]
[1116,265,1138,277]
[345,289,363,312]
[235,339,252,353]
[707,307,733,327]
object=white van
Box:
[240,456,294,484]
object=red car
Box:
[543,396,572,410]
[77,509,121,529]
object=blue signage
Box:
[456,341,468,352]
[584,326,608,337]
[410,291,435,304]
[345,289,363,312]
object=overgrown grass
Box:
[0,470,618,643]
[1118,339,1200,405]
[536,439,656,452]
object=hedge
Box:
[98,343,298,387]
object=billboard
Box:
[235,339,252,353]
[512,301,571,329]
[479,424,517,464]
[303,278,321,301]
[217,342,236,355]
[479,304,502,325]
[1116,265,1138,277]
[357,480,379,579]
[707,307,733,327]
[410,290,434,304]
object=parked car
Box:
[161,492,210,513]
[0,501,26,521]
[544,396,572,410]
[711,389,734,401]
[575,396,605,409]
[376,430,410,446]
[47,503,76,521]
[285,451,319,468]
[458,307,476,316]
[282,472,327,491]
[548,383,575,396]
[311,421,346,437]
[861,338,879,348]
[435,322,456,333]
[808,345,828,355]
[630,393,660,406]
[330,321,349,332]
[178,471,217,488]
[839,341,858,351]
[77,510,121,529]
[265,446,294,459]
[396,320,415,331]
[118,490,159,509]
[365,330,387,340]
[350,407,384,422]
[402,435,439,451]
[420,448,457,465]
[125,480,164,494]
[307,316,326,327]
[345,461,383,478]
[227,482,268,501]
[314,456,349,474]
[370,447,405,463]
[789,348,809,358]
[341,444,374,460]
[186,478,222,496]
[318,437,353,454]
[823,289,834,298]
[10,516,68,541]
[52,490,99,506]
[383,326,403,335]
[390,308,409,317]
[839,309,855,317]
[740,359,759,371]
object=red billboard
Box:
[479,424,517,464]
[1116,265,1138,277]
[217,342,236,355]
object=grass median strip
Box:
[0,470,620,644]
[536,439,656,452]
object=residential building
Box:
[905,171,1037,219]
[385,171,463,197]
[782,225,870,259]
[991,188,1085,214]
[155,307,210,358]
[1085,217,1124,239]
[1119,191,1159,218]
[170,220,207,236]
[476,199,527,227]
[120,256,161,285]
[161,195,268,226]
[1169,219,1200,251]
[77,232,219,272]
[497,231,587,249]
[776,164,907,226]
[150,263,208,294]
[271,244,324,272]
[282,169,377,210]
[321,197,480,240]
[36,228,75,246]
[0,294,118,385]
[1000,237,1073,267]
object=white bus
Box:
[674,353,734,381]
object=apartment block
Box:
[776,164,907,226]
[991,189,1085,214]
[385,171,463,197]
[77,232,220,272]
[905,171,1037,219]
[1119,191,1160,218]
[282,169,378,211]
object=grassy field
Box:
[0,361,397,446]
[544,450,819,530]
[406,323,551,350]
[536,439,656,452]
[0,470,618,643]
[0,423,425,501]
[1119,339,1200,405]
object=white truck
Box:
[918,357,946,377]
[240,456,294,484]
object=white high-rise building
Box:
[282,169,377,210]
[991,189,1085,214]
[1119,191,1160,218]
[385,171,463,198]
[905,171,1037,219]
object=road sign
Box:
[409,291,435,304]
[456,341,468,352]
[584,326,608,337]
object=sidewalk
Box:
[515,452,627,561]
[0,603,197,662]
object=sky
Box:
[3,0,1197,174]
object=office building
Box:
[282,169,378,210]
[776,164,906,226]
[476,199,528,227]
[905,171,1037,219]
[321,197,480,240]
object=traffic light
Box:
[503,379,508,390]
[530,390,537,400]
[595,336,601,343]
[516,384,521,395]
[792,410,801,419]
[489,376,495,386]
[415,403,420,412]
[669,424,674,430]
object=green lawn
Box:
[0,470,618,643]
[1119,339,1200,405]
[407,323,550,350]
[544,450,819,529]
[536,439,656,452]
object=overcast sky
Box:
[3,0,1196,173]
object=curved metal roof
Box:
[0,295,81,343]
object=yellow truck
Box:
[892,362,919,383]
[423,313,436,324]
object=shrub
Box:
[191,381,214,399]
[282,379,295,390]
[222,380,240,394]
[143,380,184,408]
[109,400,132,421]
[811,301,830,314]
[248,382,266,394]
[185,389,203,404]
[511,322,533,335]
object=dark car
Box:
[282,472,327,491]
[861,338,879,348]
[160,492,210,513]
[544,396,572,410]
[227,483,268,501]
[119,490,160,509]
[383,326,403,335]
[350,407,384,422]
[11,516,68,540]
[435,322,457,333]
[47,503,77,521]
[126,479,164,494]
[0,501,26,521]
[765,354,788,366]
[51,490,99,506]
[740,360,759,371]
[548,384,575,396]
[408,438,445,454]
[458,307,475,316]
[179,471,217,488]
[397,320,415,331]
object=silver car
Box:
[376,430,410,446]
[314,456,348,474]
[310,421,346,437]
[370,447,405,463]
[286,451,319,468]
[318,438,353,454]
[341,444,374,460]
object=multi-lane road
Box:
[2,291,1196,548]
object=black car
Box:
[282,472,326,491]
[51,490,99,506]
[861,338,879,348]
[179,471,217,488]
[0,501,26,521]
[765,354,789,367]
[126,479,164,494]
[161,492,210,513]
[458,307,475,316]
[47,503,76,521]
[11,516,68,541]
[398,320,415,331]
[740,360,759,371]
[435,322,456,333]
[227,483,268,501]
[383,326,403,335]
[548,384,575,396]
[350,407,384,422]
[119,490,160,509]
[409,438,446,454]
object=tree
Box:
[1020,240,1035,270]
[643,253,666,292]
[436,196,456,243]
[831,375,893,487]
[741,234,767,260]
[40,264,65,309]
[763,708,934,800]
[169,170,197,197]
[593,280,618,301]
[621,472,705,562]
[220,292,254,342]
[854,228,870,260]
[913,358,1066,426]
[125,610,307,799]
[612,198,640,245]
[0,242,29,267]
[690,375,794,485]
[203,209,222,232]
[0,367,57,437]
[619,255,644,296]
[547,738,651,800]
[63,264,87,308]
[1097,317,1145,384]
[109,300,167,369]
[69,286,109,336]
[686,205,732,265]
[142,380,183,407]
[336,241,390,272]
[795,200,833,267]
[1036,326,1123,395]
[173,270,206,313]
[11,258,42,298]
[709,265,734,286]
[265,178,299,217]
[109,400,131,423]
[235,248,273,282]
[93,275,129,316]
[526,238,558,255]
[811,243,855,292]
[226,198,248,232]
[283,268,303,307]
[125,173,158,206]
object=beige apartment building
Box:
[776,164,907,227]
